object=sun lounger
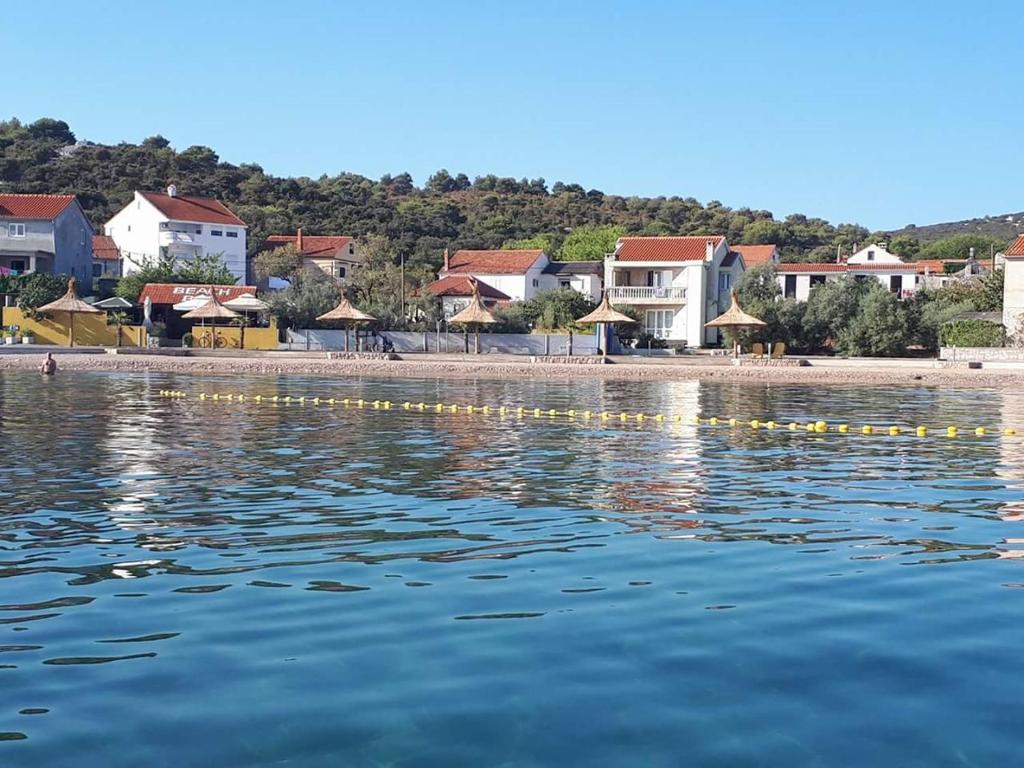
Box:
[771,342,786,359]
[751,342,765,359]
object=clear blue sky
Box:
[4,0,1018,230]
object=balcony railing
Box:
[607,286,686,303]
[159,231,196,245]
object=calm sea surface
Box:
[3,371,1024,767]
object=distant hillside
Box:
[887,213,1024,246]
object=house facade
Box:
[105,187,247,283]
[92,234,122,278]
[0,194,94,283]
[538,260,603,301]
[1003,236,1024,338]
[257,229,363,287]
[438,249,549,302]
[729,244,779,270]
[603,236,742,346]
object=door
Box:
[645,309,675,339]
[889,275,902,293]
[784,274,797,298]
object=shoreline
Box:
[2,351,1022,387]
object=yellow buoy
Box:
[619,413,628,421]
[548,409,558,417]
[975,426,986,436]
[254,395,263,402]
[888,426,900,436]
[692,416,702,424]
[814,420,827,431]
[709,417,719,426]
[654,414,664,422]
[1005,428,1016,436]
[567,409,576,417]
[600,412,610,421]
[466,405,475,413]
[837,424,849,433]
[583,410,592,419]
[728,418,737,427]
[327,398,335,405]
[861,425,873,435]
[534,408,543,417]
[916,426,927,437]
[636,413,645,421]
[947,426,958,437]
[765,421,776,429]
[750,419,760,429]
[482,406,490,414]
[788,422,798,431]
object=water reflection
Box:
[4,371,1024,765]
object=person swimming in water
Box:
[40,353,57,375]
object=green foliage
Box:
[917,234,1005,262]
[265,271,342,330]
[558,225,623,262]
[182,331,195,347]
[888,234,920,260]
[501,233,560,253]
[634,333,669,350]
[15,273,69,315]
[837,284,914,357]
[346,235,437,329]
[254,243,304,281]
[802,275,871,346]
[114,252,236,302]
[521,289,597,331]
[940,319,1004,348]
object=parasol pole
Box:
[69,311,74,347]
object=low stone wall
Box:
[287,329,600,355]
[325,352,398,361]
[940,346,1024,362]
[530,355,605,365]
[734,358,810,367]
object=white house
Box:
[1003,236,1024,338]
[603,236,743,347]
[257,229,363,289]
[848,242,903,265]
[438,249,550,302]
[777,263,849,301]
[422,275,512,319]
[105,186,248,283]
[538,261,603,301]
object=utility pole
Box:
[400,252,406,325]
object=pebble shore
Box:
[1,352,1021,387]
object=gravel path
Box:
[1,351,1021,387]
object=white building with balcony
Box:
[104,187,247,283]
[604,236,744,347]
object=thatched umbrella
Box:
[704,289,766,358]
[37,277,102,347]
[577,292,636,356]
[316,293,376,352]
[182,291,240,349]
[449,279,497,354]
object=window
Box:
[784,274,797,299]
[195,226,202,235]
[645,309,674,339]
[560,279,571,289]
[646,270,663,287]
[867,250,875,261]
[211,229,223,236]
[10,260,26,272]
[810,275,826,287]
[335,265,347,279]
[348,244,355,255]
[80,229,86,246]
[718,272,731,293]
[8,223,25,238]
[226,230,238,238]
[532,278,539,287]
[92,263,103,278]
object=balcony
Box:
[607,286,686,304]
[159,231,196,246]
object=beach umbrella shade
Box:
[172,294,215,312]
[449,279,497,354]
[577,292,636,356]
[37,277,103,347]
[704,289,766,358]
[91,296,134,310]
[182,292,240,349]
[316,294,376,352]
[223,293,269,313]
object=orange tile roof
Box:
[729,244,777,267]
[615,236,724,262]
[261,234,354,258]
[423,275,511,300]
[139,283,256,305]
[0,193,77,219]
[139,192,245,226]
[848,262,917,272]
[445,249,544,275]
[1006,235,1024,257]
[92,235,120,261]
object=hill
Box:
[886,213,1024,245]
[0,117,1016,267]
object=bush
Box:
[182,332,195,348]
[940,319,1004,348]
[634,332,669,350]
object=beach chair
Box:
[751,342,765,359]
[771,342,786,359]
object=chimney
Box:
[443,248,450,272]
[296,227,303,252]
[167,184,177,197]
[705,239,715,261]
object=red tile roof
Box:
[92,235,120,261]
[615,236,724,262]
[138,283,256,305]
[1006,236,1024,257]
[0,194,77,219]
[422,275,511,300]
[260,234,353,258]
[445,249,544,275]
[777,263,848,273]
[848,262,917,272]
[139,192,245,226]
[729,244,777,267]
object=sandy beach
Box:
[1,350,1022,387]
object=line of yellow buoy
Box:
[156,390,1016,438]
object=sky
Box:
[4,0,1019,230]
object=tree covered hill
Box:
[0,117,1014,268]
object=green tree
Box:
[838,283,913,356]
[265,270,341,330]
[501,233,559,253]
[803,275,871,348]
[254,243,304,282]
[115,253,178,302]
[520,289,597,331]
[175,252,237,285]
[918,234,1007,262]
[558,225,624,261]
[15,273,68,316]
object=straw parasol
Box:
[577,292,636,356]
[182,290,240,349]
[704,289,766,358]
[316,293,376,352]
[37,277,102,347]
[449,278,497,354]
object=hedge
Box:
[940,319,1004,348]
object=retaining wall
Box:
[285,329,601,355]
[940,346,1024,362]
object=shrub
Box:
[940,319,1004,348]
[182,332,195,348]
[634,332,669,350]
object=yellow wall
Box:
[191,322,279,350]
[2,307,146,347]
